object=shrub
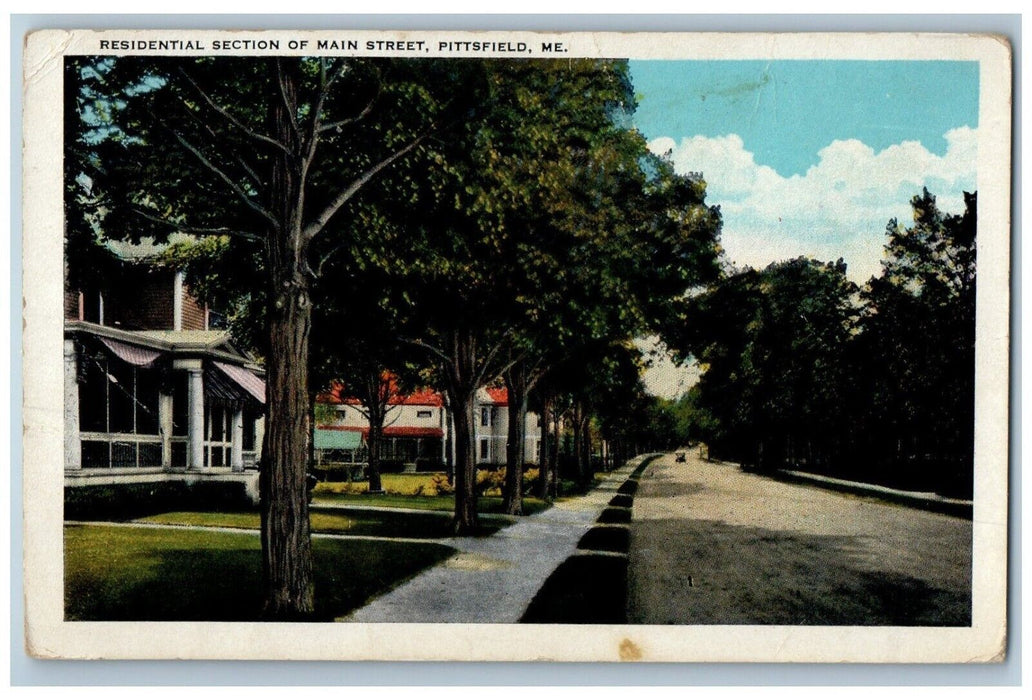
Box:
[522,468,541,496]
[429,473,455,496]
[475,468,505,496]
[313,481,369,496]
[557,478,580,497]
[65,480,253,521]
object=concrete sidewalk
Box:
[344,456,648,623]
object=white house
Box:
[315,384,542,469]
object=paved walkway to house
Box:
[343,456,650,623]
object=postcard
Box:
[22,29,1011,662]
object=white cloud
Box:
[649,127,977,282]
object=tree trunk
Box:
[571,406,582,481]
[260,60,314,619]
[549,405,561,498]
[260,288,315,619]
[581,414,592,484]
[538,395,554,501]
[572,402,591,485]
[451,388,479,533]
[364,370,385,494]
[502,364,528,515]
[444,329,480,534]
[367,417,384,493]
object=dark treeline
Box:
[665,189,976,499]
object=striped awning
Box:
[98,337,163,367]
[213,361,266,404]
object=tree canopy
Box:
[67,54,725,610]
[666,189,976,498]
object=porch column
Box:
[254,415,266,467]
[158,391,174,468]
[230,406,244,472]
[63,339,81,470]
[441,412,447,466]
[175,358,205,470]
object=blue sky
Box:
[628,60,979,284]
[629,60,980,397]
[631,61,979,177]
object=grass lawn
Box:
[311,491,552,516]
[135,508,502,538]
[64,523,455,621]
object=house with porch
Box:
[315,383,541,470]
[64,259,266,501]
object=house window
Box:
[480,407,491,427]
[479,438,489,461]
[417,409,432,419]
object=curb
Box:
[773,469,973,519]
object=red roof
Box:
[396,388,444,406]
[317,379,443,407]
[485,387,509,405]
[315,425,444,439]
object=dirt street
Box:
[626,452,972,625]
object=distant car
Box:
[675,452,686,463]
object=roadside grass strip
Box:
[597,507,632,524]
[519,453,660,623]
[64,523,456,621]
[616,480,639,496]
[577,525,630,553]
[520,554,629,624]
[608,494,634,508]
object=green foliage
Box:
[666,190,976,497]
[671,256,861,470]
[856,190,976,496]
[67,55,725,540]
[64,480,254,521]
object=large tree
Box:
[310,246,429,493]
[671,257,859,470]
[858,190,977,495]
[67,55,471,617]
[389,59,647,531]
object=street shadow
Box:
[626,518,971,626]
